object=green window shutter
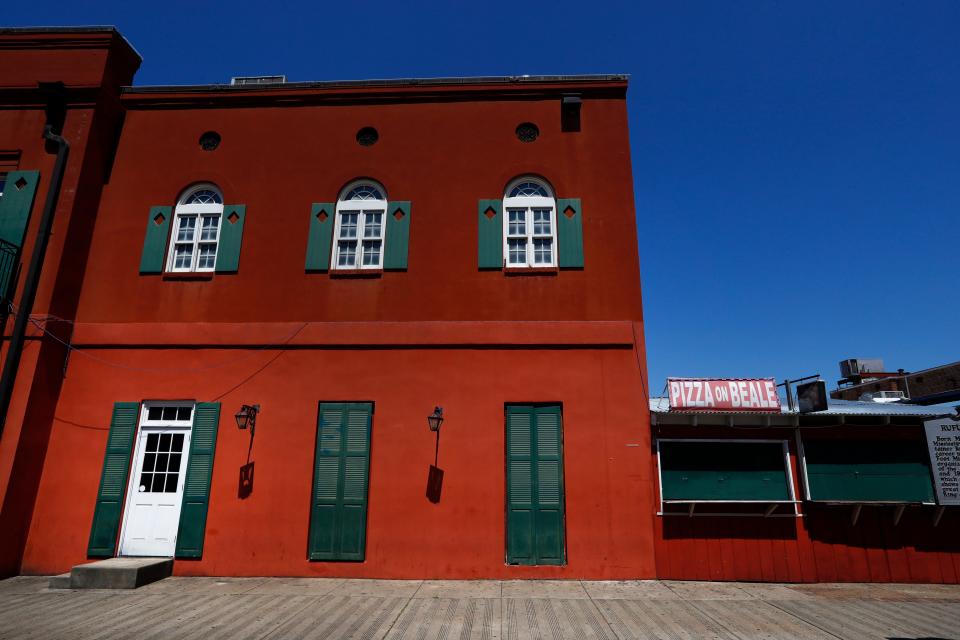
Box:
[138,206,172,274]
[214,205,245,273]
[478,199,502,269]
[0,170,40,248]
[175,402,221,558]
[308,402,372,561]
[556,198,583,268]
[87,402,139,558]
[506,404,565,565]
[658,441,792,502]
[305,203,335,271]
[383,201,410,270]
[802,439,935,503]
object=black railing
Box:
[0,238,20,308]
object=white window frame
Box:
[332,180,388,270]
[166,184,224,273]
[502,177,557,268]
[655,438,801,518]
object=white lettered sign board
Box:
[924,417,960,505]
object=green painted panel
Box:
[659,441,792,501]
[802,439,935,503]
[175,402,220,558]
[138,206,171,274]
[0,170,39,247]
[87,402,139,557]
[556,198,583,268]
[506,404,566,566]
[308,402,372,561]
[214,205,245,272]
[383,201,410,270]
[305,203,335,271]
[478,199,502,269]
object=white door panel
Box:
[119,415,192,557]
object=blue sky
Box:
[9,1,959,393]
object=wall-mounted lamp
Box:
[427,406,444,432]
[235,404,260,437]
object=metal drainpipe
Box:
[0,123,70,435]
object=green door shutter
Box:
[556,198,583,268]
[87,402,139,558]
[214,205,245,272]
[0,170,40,248]
[478,199,502,269]
[308,402,372,561]
[139,206,172,274]
[383,201,410,270]
[305,203,335,271]
[506,405,566,565]
[175,402,221,558]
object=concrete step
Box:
[68,557,173,589]
[47,573,71,589]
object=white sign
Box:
[924,417,960,505]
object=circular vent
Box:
[515,122,539,143]
[198,131,221,151]
[356,127,379,146]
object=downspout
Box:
[0,85,70,435]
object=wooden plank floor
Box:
[1,577,959,639]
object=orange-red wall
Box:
[22,336,656,578]
[652,425,960,583]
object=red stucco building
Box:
[0,27,655,579]
[1,27,957,583]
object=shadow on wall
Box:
[661,516,800,541]
[804,503,960,552]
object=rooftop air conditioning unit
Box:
[839,358,885,378]
[230,75,286,86]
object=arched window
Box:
[503,177,556,267]
[333,180,387,269]
[167,184,224,272]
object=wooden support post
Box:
[893,504,906,526]
[764,503,777,517]
[688,503,695,517]
[850,504,862,526]
[933,506,945,527]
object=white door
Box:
[119,405,193,557]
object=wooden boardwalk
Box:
[1,576,959,639]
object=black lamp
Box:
[235,404,260,436]
[427,406,444,432]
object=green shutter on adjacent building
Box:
[214,205,246,273]
[383,201,410,270]
[478,199,503,269]
[658,441,792,502]
[556,198,584,268]
[506,404,566,566]
[87,402,140,558]
[0,170,40,248]
[139,206,172,274]
[802,438,936,503]
[305,203,335,271]
[308,402,372,561]
[175,402,221,558]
